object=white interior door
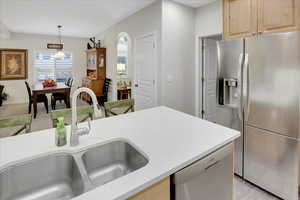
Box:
[202,39,218,122]
[134,34,156,111]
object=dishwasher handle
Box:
[174,143,233,185]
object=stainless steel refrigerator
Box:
[217,31,300,200]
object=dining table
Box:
[32,82,71,118]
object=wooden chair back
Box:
[104,99,135,117]
[0,85,4,106]
[0,114,32,138]
[25,81,32,98]
[50,106,94,128]
[65,78,73,87]
[68,78,73,87]
[0,85,4,94]
[103,78,111,94]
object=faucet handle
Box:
[77,118,91,136]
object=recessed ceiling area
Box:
[173,0,218,8]
[0,0,155,38]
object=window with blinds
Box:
[35,51,73,82]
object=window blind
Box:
[35,51,72,82]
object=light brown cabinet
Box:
[86,48,106,80]
[223,0,300,39]
[128,177,170,200]
[81,48,106,102]
[257,0,299,35]
[223,0,257,39]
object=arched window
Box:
[117,33,130,76]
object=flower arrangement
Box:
[42,79,57,88]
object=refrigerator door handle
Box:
[243,54,250,121]
[237,53,244,121]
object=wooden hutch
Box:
[82,48,106,101]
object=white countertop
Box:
[0,106,240,200]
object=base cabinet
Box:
[128,177,170,200]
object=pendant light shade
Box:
[54,50,65,59]
[54,25,65,59]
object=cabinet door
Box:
[97,51,106,79]
[128,177,170,200]
[87,52,97,70]
[258,0,299,34]
[223,0,257,39]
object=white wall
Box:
[96,0,196,115]
[0,33,88,104]
[0,21,10,39]
[95,0,162,102]
[195,0,222,37]
[161,0,196,115]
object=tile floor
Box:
[0,103,298,200]
[234,177,281,200]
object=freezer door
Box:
[244,125,299,200]
[217,38,244,176]
[245,32,300,138]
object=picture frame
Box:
[0,49,28,80]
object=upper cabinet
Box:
[223,0,257,39]
[223,0,300,40]
[258,0,299,35]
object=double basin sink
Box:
[0,141,149,200]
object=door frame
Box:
[195,34,203,117]
[195,34,222,118]
[133,32,159,107]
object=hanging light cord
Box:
[58,25,62,45]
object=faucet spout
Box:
[70,87,103,147]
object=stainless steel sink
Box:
[0,154,85,200]
[0,141,148,200]
[82,141,148,187]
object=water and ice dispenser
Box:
[218,78,238,106]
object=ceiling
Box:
[173,0,218,7]
[0,0,217,38]
[0,0,155,38]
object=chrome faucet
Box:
[70,87,103,147]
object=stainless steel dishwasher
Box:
[174,143,234,200]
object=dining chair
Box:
[66,78,73,87]
[0,114,32,138]
[50,105,94,128]
[51,78,73,110]
[96,78,111,106]
[104,99,135,117]
[25,81,49,114]
[0,85,4,107]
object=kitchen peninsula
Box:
[0,107,240,200]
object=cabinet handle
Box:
[205,161,220,171]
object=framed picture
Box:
[0,49,28,80]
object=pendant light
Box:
[54,25,65,59]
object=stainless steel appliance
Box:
[217,31,300,200]
[174,143,233,200]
